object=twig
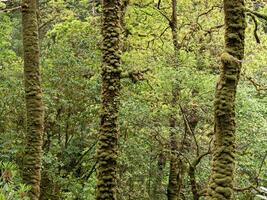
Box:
[234,151,267,195]
[0,6,21,13]
[179,104,200,156]
[196,5,222,24]
[246,76,267,92]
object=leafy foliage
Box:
[0,0,266,199]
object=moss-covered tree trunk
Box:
[207,0,246,199]
[96,0,122,199]
[167,1,185,199]
[167,91,179,200]
[171,0,179,54]
[21,0,44,199]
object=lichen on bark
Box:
[207,0,246,199]
[96,0,122,200]
[21,0,44,199]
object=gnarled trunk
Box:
[207,1,246,199]
[96,0,122,199]
[21,0,44,199]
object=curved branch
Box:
[246,8,267,21]
[247,13,260,43]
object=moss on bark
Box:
[21,0,44,199]
[96,0,122,199]
[167,1,185,199]
[207,0,246,199]
[167,88,180,200]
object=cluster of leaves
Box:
[0,162,30,200]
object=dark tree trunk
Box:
[21,0,44,199]
[207,0,246,199]
[167,89,179,200]
[152,152,166,200]
[96,0,122,199]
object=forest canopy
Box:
[0,0,266,200]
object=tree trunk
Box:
[171,0,179,55]
[152,152,166,200]
[167,1,185,199]
[167,89,179,200]
[21,0,44,199]
[96,0,122,199]
[167,134,179,200]
[207,1,246,199]
[188,165,199,200]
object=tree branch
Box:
[179,104,200,156]
[246,8,267,21]
[247,13,260,43]
[0,6,21,13]
[246,76,267,92]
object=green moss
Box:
[207,1,246,199]
[21,0,44,199]
[96,1,122,200]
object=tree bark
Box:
[207,0,246,199]
[171,0,180,55]
[167,88,179,200]
[152,152,166,200]
[96,0,122,199]
[21,0,44,199]
[167,1,185,199]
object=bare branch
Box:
[179,104,200,156]
[0,6,21,13]
[246,76,267,92]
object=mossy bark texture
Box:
[171,0,179,54]
[167,1,184,199]
[21,0,44,199]
[167,132,179,200]
[167,89,179,200]
[207,1,246,199]
[96,0,122,200]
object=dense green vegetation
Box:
[0,0,266,199]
